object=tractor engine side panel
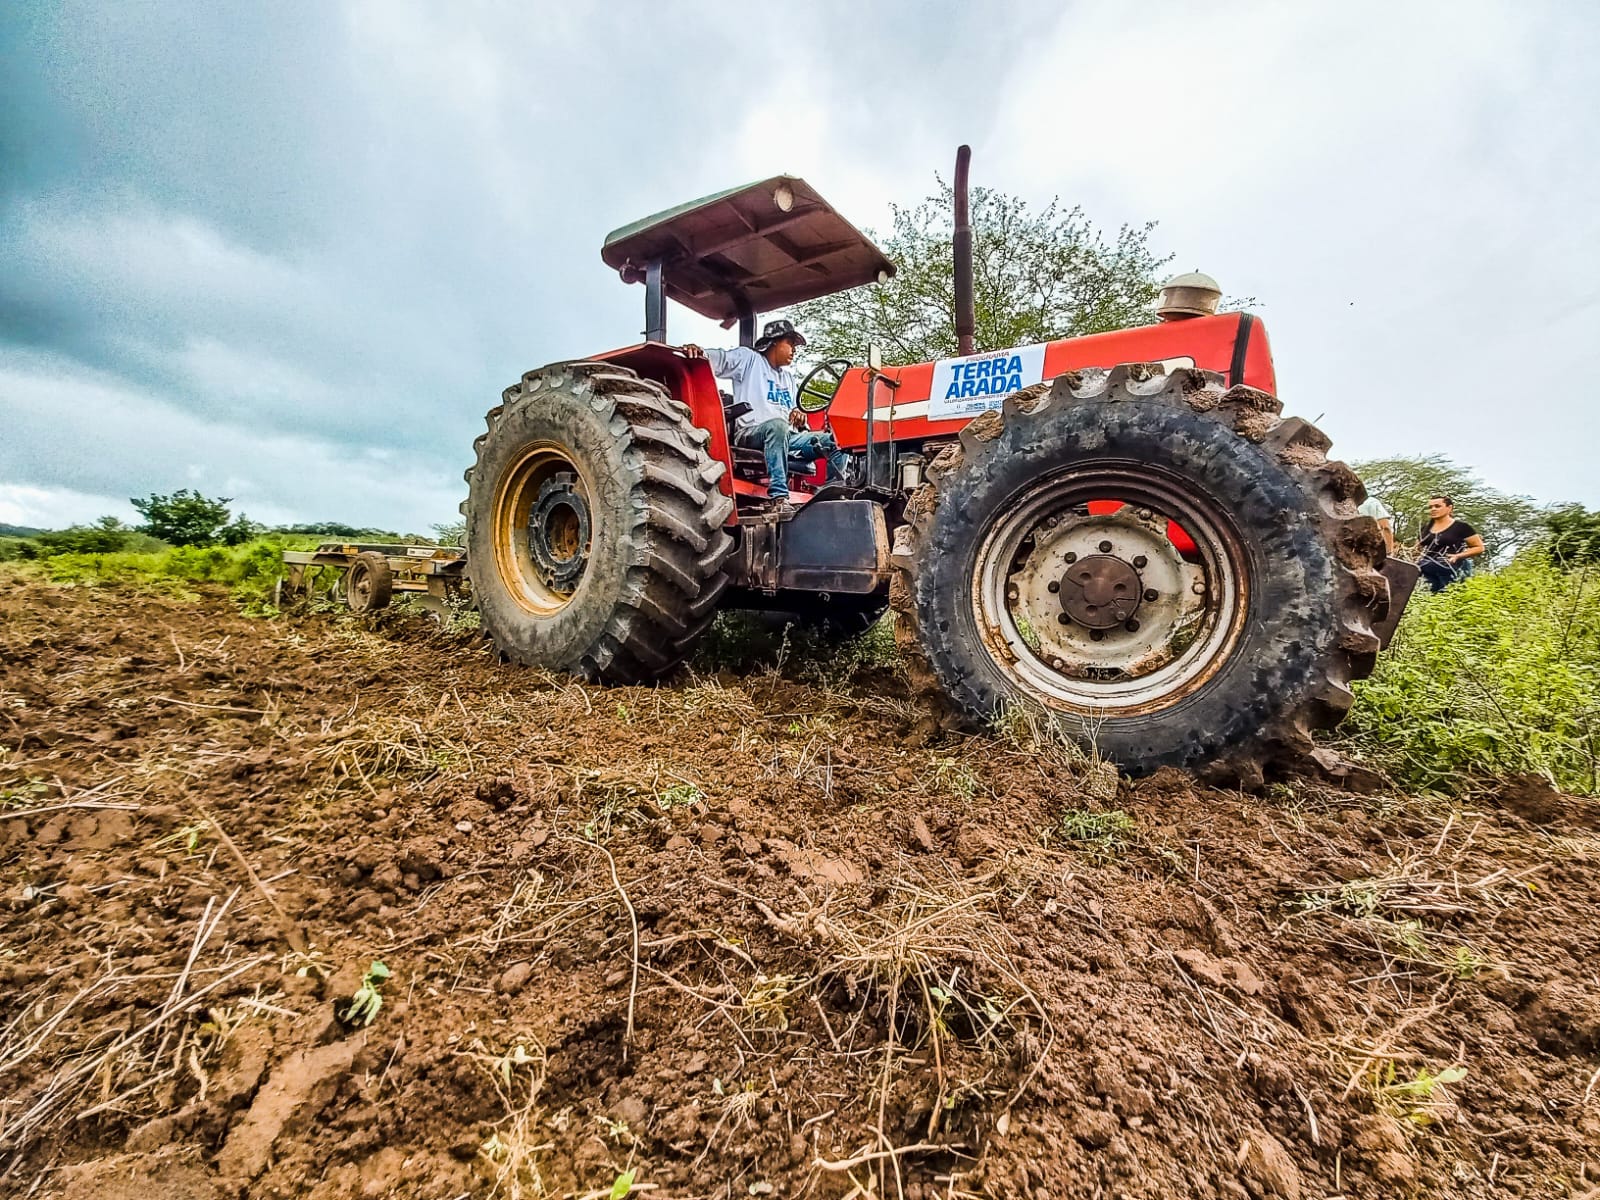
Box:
[827,311,1274,452]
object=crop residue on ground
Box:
[2,578,1598,1199]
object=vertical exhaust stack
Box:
[953,144,975,357]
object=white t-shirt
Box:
[1358,496,1392,522]
[704,347,797,436]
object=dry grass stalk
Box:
[457,1036,552,1200]
[553,836,640,1060]
[0,890,271,1160]
[753,868,1053,1198]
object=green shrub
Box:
[1344,556,1600,794]
[7,520,169,558]
[4,536,320,610]
[0,536,41,562]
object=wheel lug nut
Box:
[1192,580,1207,596]
[1057,612,1070,625]
[1133,555,1148,569]
[1047,580,1060,594]
[1125,619,1141,632]
[1063,552,1077,564]
[1090,629,1104,642]
[1144,588,1159,602]
[1098,540,1113,553]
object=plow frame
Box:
[279,542,467,614]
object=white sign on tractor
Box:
[928,343,1048,421]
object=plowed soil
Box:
[2,578,1598,1200]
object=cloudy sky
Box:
[3,1,1596,533]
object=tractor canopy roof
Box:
[601,176,894,322]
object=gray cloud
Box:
[2,0,1596,533]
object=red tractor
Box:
[462,151,1417,776]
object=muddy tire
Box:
[345,552,393,612]
[891,366,1387,779]
[463,361,735,682]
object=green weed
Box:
[655,783,703,810]
[1044,808,1136,858]
[690,607,897,684]
[2,536,319,611]
[0,778,51,810]
[577,770,706,841]
[930,755,981,801]
[742,973,798,1031]
[1345,555,1600,794]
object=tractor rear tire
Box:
[890,366,1388,780]
[345,552,393,612]
[464,361,735,682]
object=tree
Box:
[1543,505,1600,568]
[785,180,1172,365]
[1351,455,1543,564]
[131,489,238,547]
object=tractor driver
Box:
[682,320,850,515]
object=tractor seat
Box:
[723,399,770,483]
[723,398,827,487]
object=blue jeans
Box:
[1419,556,1472,593]
[735,419,851,498]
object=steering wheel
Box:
[795,359,853,425]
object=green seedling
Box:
[153,821,211,854]
[1374,1063,1469,1126]
[281,946,329,980]
[0,779,50,809]
[610,1169,637,1200]
[1451,946,1486,979]
[494,1042,542,1088]
[340,960,390,1027]
[743,973,797,1031]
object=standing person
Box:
[1358,493,1396,556]
[681,320,849,517]
[1416,495,1485,592]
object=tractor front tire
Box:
[891,366,1388,779]
[464,361,735,682]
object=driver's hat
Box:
[753,319,807,353]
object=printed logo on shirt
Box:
[766,379,793,408]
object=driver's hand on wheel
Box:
[680,344,704,359]
[789,408,807,431]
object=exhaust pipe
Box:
[953,144,975,357]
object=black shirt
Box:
[1418,519,1476,560]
